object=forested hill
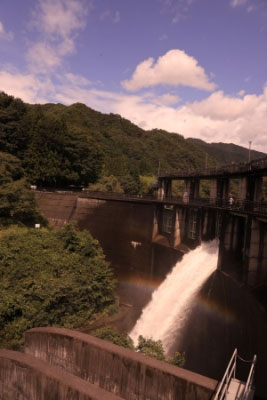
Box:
[0,91,265,190]
[188,138,266,165]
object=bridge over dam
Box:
[36,156,267,288]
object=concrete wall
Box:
[25,327,218,400]
[36,192,156,275]
[0,350,123,400]
[36,192,188,278]
[246,217,267,286]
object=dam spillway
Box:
[130,240,218,353]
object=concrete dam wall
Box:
[36,192,183,278]
[0,328,218,400]
[0,349,123,400]
[24,327,218,400]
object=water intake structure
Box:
[130,240,219,354]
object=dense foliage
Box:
[0,93,103,187]
[0,91,209,190]
[0,152,44,225]
[0,225,116,350]
[1,91,265,195]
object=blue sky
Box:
[0,0,267,151]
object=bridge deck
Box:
[77,191,267,217]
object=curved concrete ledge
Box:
[25,327,218,400]
[0,349,123,400]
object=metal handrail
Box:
[214,349,257,400]
[241,354,257,400]
[214,349,237,400]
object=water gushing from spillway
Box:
[130,240,219,354]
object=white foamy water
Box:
[130,240,218,353]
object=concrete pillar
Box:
[247,219,260,286]
[260,224,267,282]
[173,208,181,247]
[192,179,200,200]
[151,205,159,240]
[183,179,199,202]
[222,215,233,252]
[253,176,263,202]
[209,179,218,203]
[165,179,172,198]
[179,208,187,241]
[222,178,229,202]
[157,179,165,200]
[217,178,229,203]
[183,179,190,203]
[157,178,173,200]
[202,210,209,236]
[238,177,248,201]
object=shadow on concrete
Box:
[169,270,267,399]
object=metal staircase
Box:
[214,349,257,400]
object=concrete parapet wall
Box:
[25,327,217,400]
[0,349,123,400]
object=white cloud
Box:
[64,72,91,86]
[188,91,261,120]
[0,21,14,41]
[0,70,53,103]
[27,0,88,73]
[111,88,267,151]
[155,93,180,105]
[159,33,168,41]
[32,0,87,37]
[27,42,62,72]
[159,0,195,24]
[230,0,248,7]
[100,9,120,23]
[113,11,120,23]
[121,49,216,92]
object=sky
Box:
[1,0,267,152]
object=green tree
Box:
[0,152,42,225]
[87,175,123,193]
[168,351,186,367]
[139,175,157,195]
[136,335,166,361]
[0,225,116,349]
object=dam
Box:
[32,157,267,398]
[1,158,266,399]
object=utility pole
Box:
[248,141,252,162]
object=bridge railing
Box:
[80,191,267,215]
[165,196,267,214]
[80,191,157,202]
